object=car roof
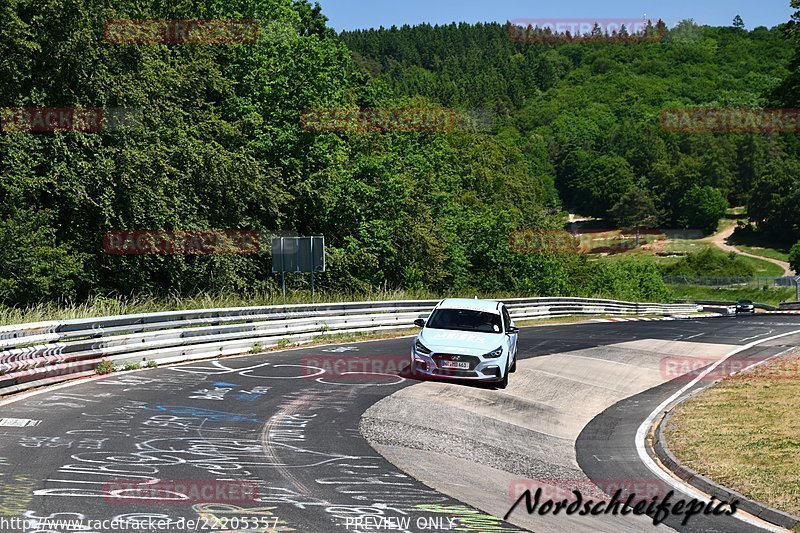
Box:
[436,298,501,313]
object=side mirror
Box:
[413,318,426,328]
[507,326,520,334]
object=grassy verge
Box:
[597,243,784,276]
[727,224,792,263]
[735,244,791,263]
[735,254,787,277]
[0,289,529,326]
[663,354,800,517]
[0,289,688,327]
[669,285,795,306]
[659,244,785,277]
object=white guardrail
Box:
[0,298,699,396]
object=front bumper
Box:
[410,351,505,381]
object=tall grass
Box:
[0,289,536,326]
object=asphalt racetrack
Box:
[1,314,799,533]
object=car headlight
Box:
[414,339,432,356]
[484,346,504,358]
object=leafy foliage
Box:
[678,186,728,235]
[342,18,799,242]
[662,248,757,277]
[4,1,798,307]
[0,0,571,304]
[789,241,800,273]
[609,188,658,230]
[587,258,672,302]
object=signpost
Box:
[271,236,326,302]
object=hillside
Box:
[341,20,800,242]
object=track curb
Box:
[651,396,800,530]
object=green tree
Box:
[789,241,800,274]
[609,188,659,246]
[669,18,704,42]
[748,159,800,240]
[609,188,658,229]
[573,155,636,217]
[732,15,745,29]
[772,0,800,106]
[678,186,728,235]
[0,210,84,305]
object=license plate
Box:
[440,360,469,370]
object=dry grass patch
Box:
[663,354,800,516]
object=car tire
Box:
[498,358,509,389]
[510,355,517,373]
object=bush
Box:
[95,360,114,375]
[146,360,158,368]
[790,242,800,274]
[123,361,141,371]
[0,210,85,305]
[250,343,264,354]
[678,186,728,235]
[587,257,672,302]
[662,248,756,277]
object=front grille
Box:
[432,353,481,372]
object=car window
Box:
[501,305,512,330]
[426,309,502,333]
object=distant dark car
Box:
[735,300,756,314]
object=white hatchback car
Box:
[411,298,519,388]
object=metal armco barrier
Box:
[0,298,699,396]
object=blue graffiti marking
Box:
[144,405,258,423]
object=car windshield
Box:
[738,300,753,305]
[426,308,502,333]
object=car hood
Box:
[418,328,504,355]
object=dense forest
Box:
[341,19,800,238]
[0,0,799,307]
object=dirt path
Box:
[706,225,794,276]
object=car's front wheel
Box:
[497,357,510,389]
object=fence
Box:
[663,276,797,288]
[0,298,699,397]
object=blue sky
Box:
[318,0,794,32]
